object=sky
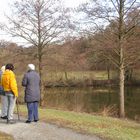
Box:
[0,0,89,23]
[63,0,88,8]
[0,0,89,45]
[0,0,89,15]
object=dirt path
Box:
[0,117,102,140]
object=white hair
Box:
[1,65,5,73]
[28,64,35,70]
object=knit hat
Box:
[28,64,35,70]
[1,65,5,73]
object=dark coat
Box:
[22,70,40,103]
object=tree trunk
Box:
[38,53,44,106]
[129,69,133,81]
[107,69,110,81]
[118,0,125,118]
[64,71,68,80]
[107,64,110,81]
[119,65,125,118]
[118,40,125,118]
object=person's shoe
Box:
[1,116,8,119]
[7,119,16,124]
[34,120,39,122]
[25,120,31,123]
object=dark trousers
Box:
[27,102,39,121]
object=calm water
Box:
[44,87,140,120]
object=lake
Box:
[44,86,140,120]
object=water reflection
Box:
[44,87,140,120]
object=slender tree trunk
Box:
[118,0,125,118]
[119,63,125,118]
[64,71,68,80]
[129,69,133,81]
[118,40,125,118]
[107,64,110,81]
[38,48,44,106]
[37,8,44,106]
[39,59,45,106]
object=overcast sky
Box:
[0,0,88,22]
[0,0,89,44]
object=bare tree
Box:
[80,0,140,118]
[4,0,70,105]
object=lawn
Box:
[18,105,140,140]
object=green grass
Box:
[43,71,116,82]
[18,105,140,140]
[17,70,140,82]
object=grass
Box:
[44,70,140,82]
[18,105,140,140]
[14,70,140,140]
[44,71,114,81]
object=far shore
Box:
[45,79,140,88]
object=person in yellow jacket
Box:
[1,63,18,124]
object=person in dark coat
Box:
[22,64,40,123]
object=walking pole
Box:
[16,98,20,121]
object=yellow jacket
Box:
[1,70,18,97]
